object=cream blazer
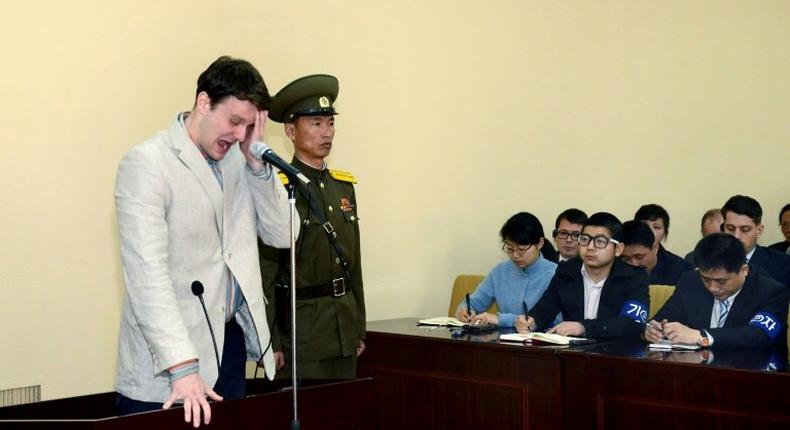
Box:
[114,116,295,402]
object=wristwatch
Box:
[698,331,710,348]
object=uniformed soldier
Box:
[259,74,365,379]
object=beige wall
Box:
[1,1,788,400]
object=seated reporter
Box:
[456,212,558,328]
[621,220,692,285]
[645,233,790,348]
[516,212,650,340]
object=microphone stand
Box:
[286,180,301,430]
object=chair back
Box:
[648,284,676,319]
[447,275,497,317]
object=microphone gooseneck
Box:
[191,280,221,377]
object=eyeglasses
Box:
[553,230,581,240]
[502,243,534,256]
[577,233,621,249]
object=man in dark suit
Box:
[721,195,790,288]
[768,203,790,254]
[551,208,588,263]
[516,212,650,341]
[621,220,692,285]
[646,233,789,348]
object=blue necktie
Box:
[717,299,730,328]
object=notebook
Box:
[499,332,595,346]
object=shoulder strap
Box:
[296,182,354,280]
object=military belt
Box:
[294,278,348,300]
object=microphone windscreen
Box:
[191,280,204,296]
[250,141,270,158]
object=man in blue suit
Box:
[646,234,789,348]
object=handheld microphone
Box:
[250,141,311,185]
[191,281,221,377]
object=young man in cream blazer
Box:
[114,56,296,427]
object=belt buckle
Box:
[332,278,346,297]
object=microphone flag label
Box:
[620,300,648,323]
[749,311,782,341]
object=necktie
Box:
[717,299,730,328]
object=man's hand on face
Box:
[240,110,268,171]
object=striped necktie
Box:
[717,299,731,328]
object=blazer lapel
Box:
[219,151,240,241]
[168,119,224,235]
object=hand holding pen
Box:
[456,292,476,323]
[644,319,668,343]
[515,301,533,333]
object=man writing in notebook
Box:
[645,233,789,348]
[516,212,649,340]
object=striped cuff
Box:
[246,163,273,180]
[168,362,200,384]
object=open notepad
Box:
[417,317,467,327]
[499,332,595,346]
[648,339,700,351]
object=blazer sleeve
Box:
[583,272,650,341]
[529,275,565,331]
[707,283,790,348]
[247,168,299,248]
[115,148,197,372]
[653,278,689,323]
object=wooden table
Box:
[358,318,790,430]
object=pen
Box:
[648,321,668,340]
[465,293,473,322]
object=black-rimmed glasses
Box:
[553,230,581,240]
[577,233,621,249]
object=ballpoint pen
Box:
[465,293,474,324]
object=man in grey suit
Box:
[114,56,295,427]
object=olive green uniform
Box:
[259,157,365,378]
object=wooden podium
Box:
[0,378,374,429]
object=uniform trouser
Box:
[116,318,247,415]
[278,350,358,379]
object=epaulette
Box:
[277,172,289,185]
[329,169,357,184]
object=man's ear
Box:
[740,263,750,278]
[756,223,765,238]
[614,242,625,257]
[284,122,296,140]
[195,91,212,114]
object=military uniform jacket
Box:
[654,266,789,348]
[530,258,650,341]
[260,157,365,362]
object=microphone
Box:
[250,141,311,185]
[191,281,221,376]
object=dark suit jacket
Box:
[530,258,650,340]
[654,266,789,348]
[768,240,789,254]
[540,240,559,263]
[651,245,694,285]
[750,245,790,288]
